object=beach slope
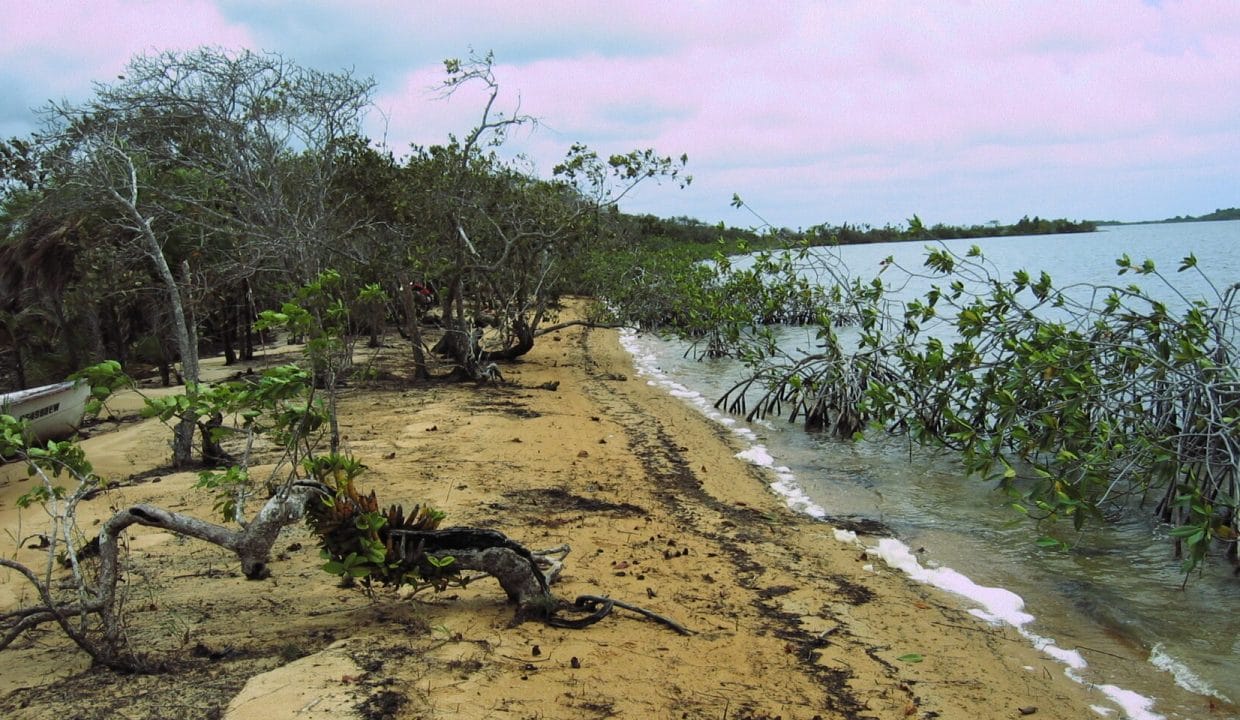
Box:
[0,318,1114,719]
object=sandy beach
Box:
[0,313,1170,719]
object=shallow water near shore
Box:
[622,221,1240,720]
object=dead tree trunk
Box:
[86,485,564,649]
[94,483,321,646]
[387,527,561,611]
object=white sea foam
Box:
[869,538,1037,628]
[618,329,1168,720]
[769,476,828,518]
[833,528,858,544]
[1096,685,1162,720]
[735,446,774,467]
[1150,643,1231,703]
[863,542,1172,720]
[1025,632,1087,670]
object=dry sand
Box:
[0,312,1163,719]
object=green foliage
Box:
[1154,207,1240,223]
[69,360,131,416]
[143,364,323,440]
[877,249,1236,573]
[256,270,349,363]
[306,472,454,591]
[194,466,249,522]
[1,415,100,522]
[142,362,328,522]
[0,413,29,457]
[631,236,1240,575]
[321,548,382,579]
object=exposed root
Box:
[550,594,694,636]
[530,543,570,585]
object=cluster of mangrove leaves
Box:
[628,239,1238,575]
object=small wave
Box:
[735,445,774,466]
[1150,643,1232,703]
[1096,685,1162,720]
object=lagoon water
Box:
[624,221,1239,720]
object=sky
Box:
[3,0,1239,229]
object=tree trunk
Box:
[6,483,579,666]
[95,484,323,645]
[198,412,230,466]
[107,162,200,387]
[156,338,173,387]
[478,315,535,362]
[220,309,238,366]
[50,300,81,373]
[8,347,28,390]
[139,232,196,388]
[397,274,430,381]
[392,528,556,611]
[99,303,126,367]
[91,485,563,648]
[432,328,484,381]
[108,169,200,466]
[241,320,255,362]
[241,279,256,361]
[143,236,195,464]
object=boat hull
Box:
[0,381,91,443]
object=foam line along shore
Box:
[619,329,1175,720]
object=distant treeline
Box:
[1155,207,1240,223]
[1095,207,1240,226]
[625,213,1097,258]
[820,214,1096,244]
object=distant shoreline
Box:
[1093,207,1240,226]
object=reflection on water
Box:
[631,222,1240,719]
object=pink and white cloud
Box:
[3,0,1238,227]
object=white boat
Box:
[0,381,91,443]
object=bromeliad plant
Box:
[304,469,458,593]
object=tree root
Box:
[550,594,694,636]
[391,531,690,635]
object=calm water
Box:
[628,221,1240,720]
